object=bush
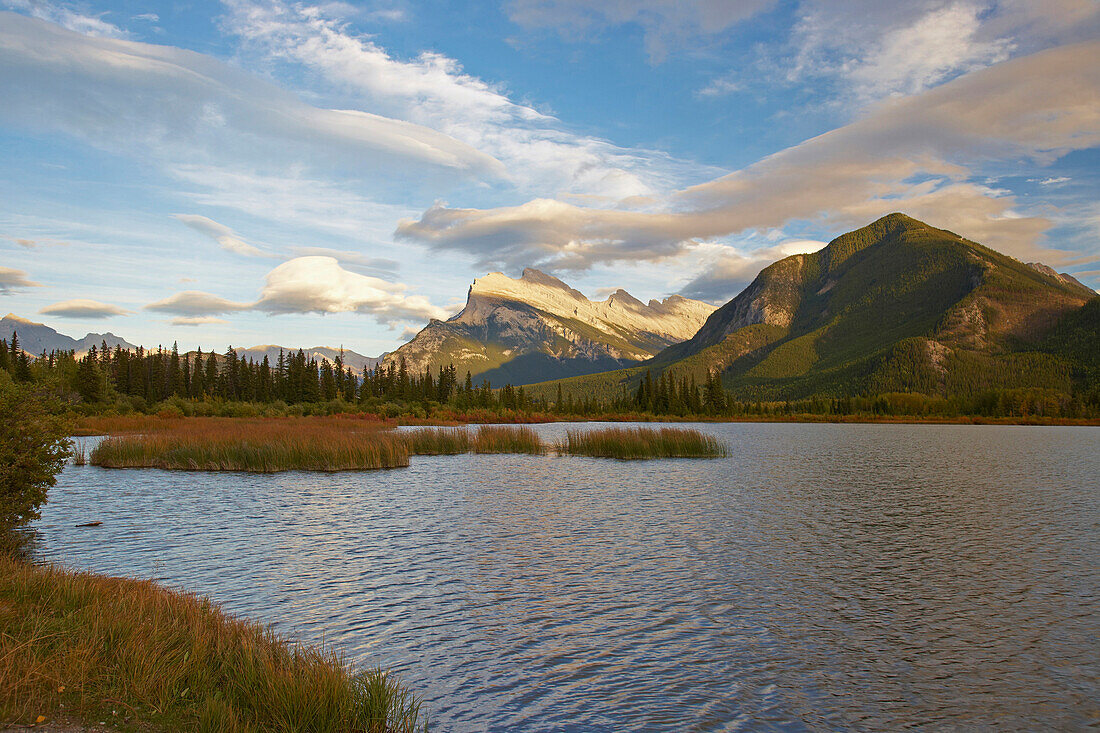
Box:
[0,374,71,530]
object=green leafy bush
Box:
[0,373,71,530]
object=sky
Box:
[0,0,1098,355]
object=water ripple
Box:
[32,423,1100,731]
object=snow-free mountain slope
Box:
[0,313,137,355]
[385,269,716,385]
[525,214,1098,402]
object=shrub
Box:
[0,374,71,530]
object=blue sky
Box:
[1,0,1098,355]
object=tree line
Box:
[1,333,1096,420]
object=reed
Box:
[557,427,728,459]
[403,427,472,455]
[0,554,425,731]
[472,425,544,454]
[90,418,409,472]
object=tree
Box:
[75,355,104,403]
[0,374,70,531]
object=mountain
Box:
[526,214,1098,401]
[384,268,716,385]
[0,314,137,355]
[233,345,384,375]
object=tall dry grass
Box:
[0,554,425,731]
[557,427,728,459]
[402,428,472,455]
[472,425,544,454]
[90,418,409,472]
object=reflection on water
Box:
[34,423,1100,730]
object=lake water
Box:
[32,423,1100,731]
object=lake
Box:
[32,423,1100,731]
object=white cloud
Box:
[145,257,446,326]
[255,256,448,323]
[0,12,502,184]
[680,240,826,301]
[0,265,41,292]
[40,298,130,318]
[222,0,693,200]
[145,291,252,316]
[696,75,742,99]
[173,214,267,257]
[399,40,1100,270]
[789,0,1100,103]
[1,0,127,38]
[792,1,1013,100]
[169,165,420,239]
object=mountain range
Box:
[383,268,716,384]
[526,213,1098,402]
[6,213,1096,403]
[0,314,383,375]
[0,313,137,355]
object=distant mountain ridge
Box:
[384,268,716,385]
[232,346,384,375]
[0,314,384,373]
[0,313,137,355]
[525,214,1098,402]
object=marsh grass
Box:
[90,418,409,472]
[403,428,472,455]
[0,554,425,731]
[472,425,544,454]
[70,440,87,466]
[557,427,728,459]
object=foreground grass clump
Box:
[472,425,544,454]
[90,417,409,472]
[0,554,425,731]
[403,427,472,455]
[557,427,728,459]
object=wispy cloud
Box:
[398,40,1100,271]
[173,214,267,257]
[0,12,503,184]
[696,75,742,99]
[222,0,696,199]
[40,298,130,318]
[1,0,127,38]
[0,265,41,292]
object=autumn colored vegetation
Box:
[0,553,425,731]
[557,427,728,459]
[90,417,409,472]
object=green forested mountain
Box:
[527,213,1098,404]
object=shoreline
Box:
[0,551,425,731]
[70,412,1100,437]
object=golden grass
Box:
[557,427,728,459]
[471,425,544,454]
[402,428,472,455]
[0,554,425,731]
[400,426,546,455]
[90,418,409,472]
